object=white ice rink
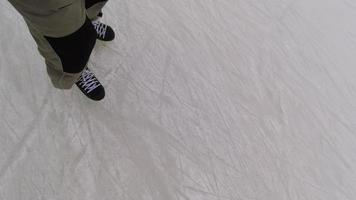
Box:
[2,0,356,199]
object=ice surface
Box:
[2,0,356,199]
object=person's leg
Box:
[85,0,109,20]
[85,0,115,41]
[9,0,106,100]
[28,20,105,100]
[27,18,97,89]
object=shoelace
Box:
[77,69,101,93]
[92,21,107,39]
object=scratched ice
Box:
[1,0,356,199]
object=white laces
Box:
[77,68,101,93]
[92,21,107,39]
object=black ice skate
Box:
[76,67,105,101]
[92,20,115,41]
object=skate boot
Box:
[76,67,105,101]
[92,20,115,41]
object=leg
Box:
[10,0,105,100]
[85,0,109,20]
[85,0,115,42]
[27,18,96,89]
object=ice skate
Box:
[92,20,115,41]
[76,67,105,101]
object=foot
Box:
[76,67,105,101]
[92,20,115,41]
